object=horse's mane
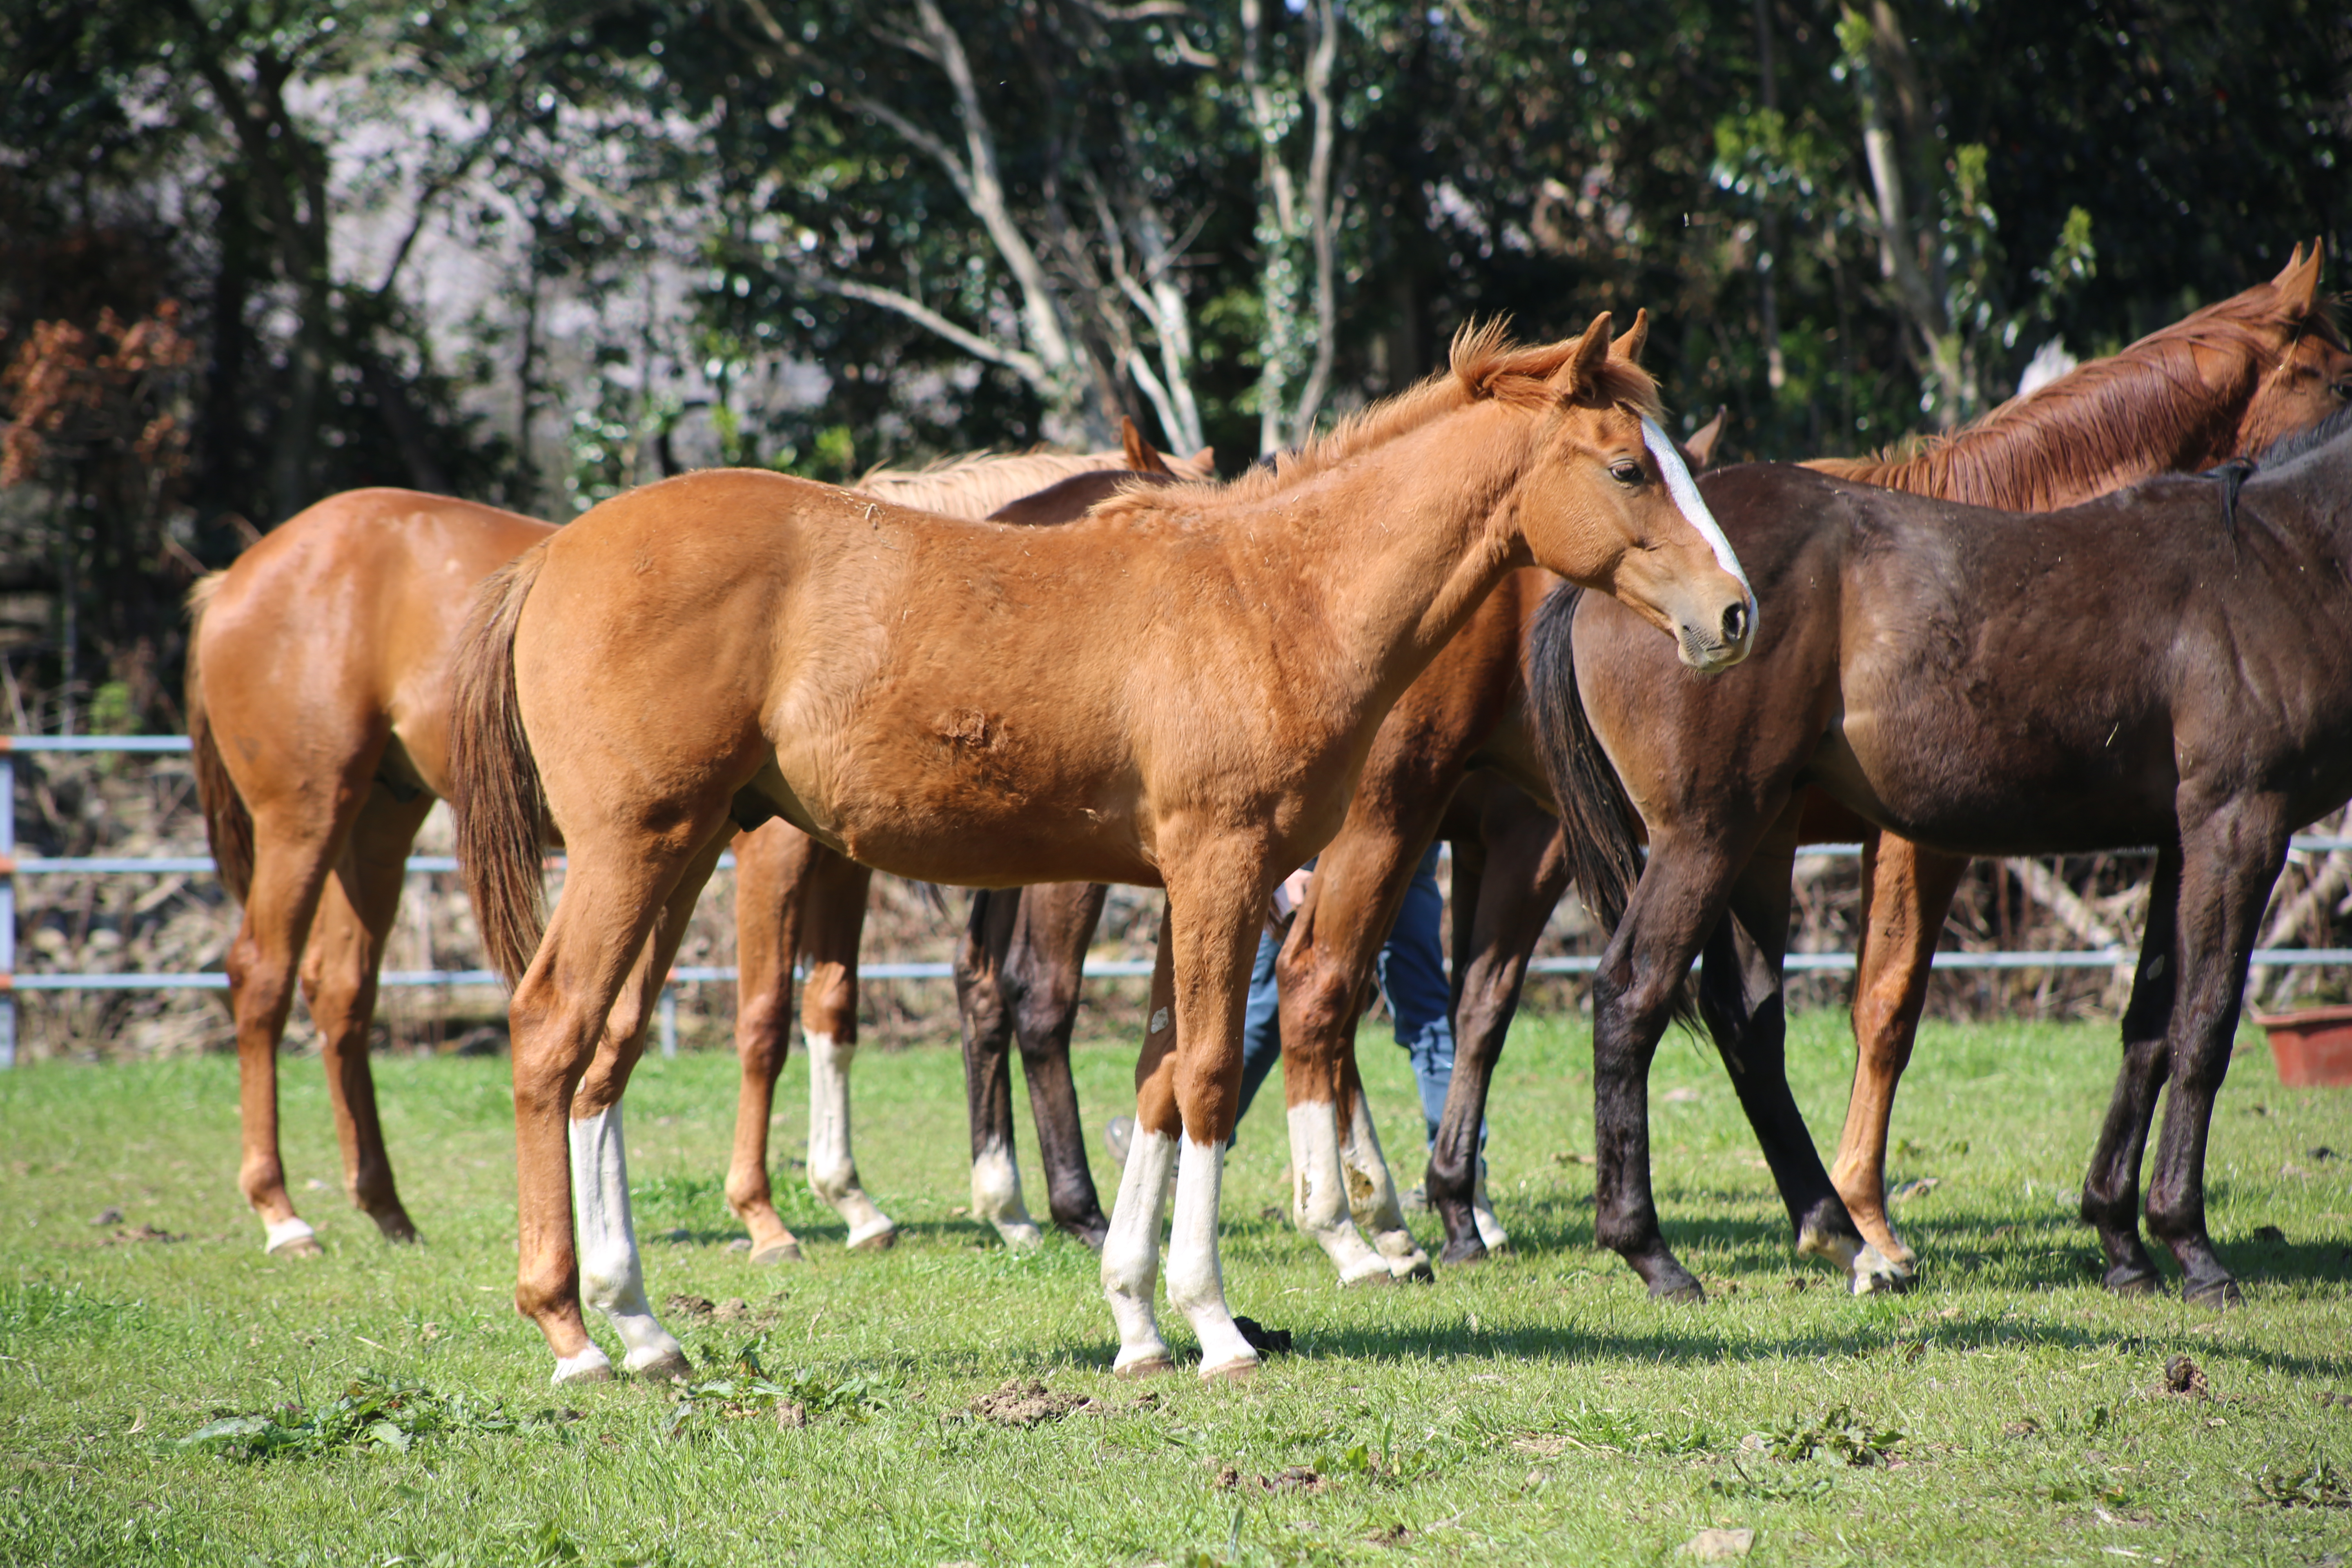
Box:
[1094,321,1661,521]
[856,445,1212,520]
[1810,279,2343,510]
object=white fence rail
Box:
[7,735,2352,1068]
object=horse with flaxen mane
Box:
[185,433,1203,1258]
[1530,400,2352,1308]
[449,316,1755,1383]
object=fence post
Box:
[659,983,678,1060]
[1,741,15,1069]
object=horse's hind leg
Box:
[519,829,730,1383]
[1695,824,1893,1294]
[956,888,1045,1248]
[2080,852,2178,1297]
[726,822,809,1264]
[298,788,434,1244]
[1831,831,1968,1278]
[228,802,363,1256]
[1007,883,1112,1247]
[799,848,893,1250]
[2140,808,2285,1307]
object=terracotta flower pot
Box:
[2253,1004,2352,1087]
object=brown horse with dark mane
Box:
[1530,394,2352,1308]
[449,316,1755,1382]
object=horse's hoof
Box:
[1198,1354,1259,1383]
[2184,1276,2243,1310]
[748,1238,804,1265]
[552,1350,615,1385]
[626,1346,695,1383]
[2104,1265,2160,1296]
[1849,1244,1912,1296]
[270,1236,325,1259]
[1648,1273,1706,1304]
[1338,1263,1394,1289]
[1058,1216,1111,1253]
[1391,1256,1437,1284]
[846,1223,898,1252]
[1439,1236,1488,1267]
[1114,1355,1176,1380]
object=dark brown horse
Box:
[1419,244,2352,1276]
[1530,405,2352,1306]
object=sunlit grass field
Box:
[1,1009,2346,1566]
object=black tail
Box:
[1526,584,1697,1029]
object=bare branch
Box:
[811,276,1048,387]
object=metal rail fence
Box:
[6,735,2351,1069]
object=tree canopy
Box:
[2,0,2345,727]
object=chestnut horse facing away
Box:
[186,439,1199,1257]
[451,316,1756,1383]
[1532,408,2352,1307]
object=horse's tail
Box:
[1526,583,1698,1029]
[450,543,554,986]
[184,572,256,905]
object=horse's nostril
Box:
[1722,601,1750,646]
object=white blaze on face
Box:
[1641,416,1756,633]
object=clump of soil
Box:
[967,1379,1102,1427]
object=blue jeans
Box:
[1232,845,1475,1147]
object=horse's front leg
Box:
[800,849,891,1250]
[1007,882,1113,1247]
[1160,866,1267,1379]
[1102,912,1181,1375]
[1592,827,1762,1302]
[956,888,1044,1249]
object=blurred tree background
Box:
[3,0,2346,733]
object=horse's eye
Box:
[2334,377,2352,401]
[1610,460,1645,486]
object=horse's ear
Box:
[1120,416,1174,475]
[1684,405,1728,469]
[1184,446,1216,478]
[1610,308,1650,366]
[1550,312,1614,397]
[2272,240,2323,315]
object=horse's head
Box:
[1484,311,1755,673]
[2233,240,2352,454]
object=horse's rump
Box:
[185,570,257,904]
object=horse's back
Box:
[197,488,555,800]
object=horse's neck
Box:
[1853,349,2262,510]
[1236,411,1523,716]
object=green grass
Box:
[1,1011,2347,1566]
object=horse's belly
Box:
[1820,705,2179,856]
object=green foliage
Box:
[1767,1401,1905,1466]
[2254,1452,2351,1509]
[176,1370,581,1461]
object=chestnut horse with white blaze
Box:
[451,316,1756,1383]
[186,439,1197,1256]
